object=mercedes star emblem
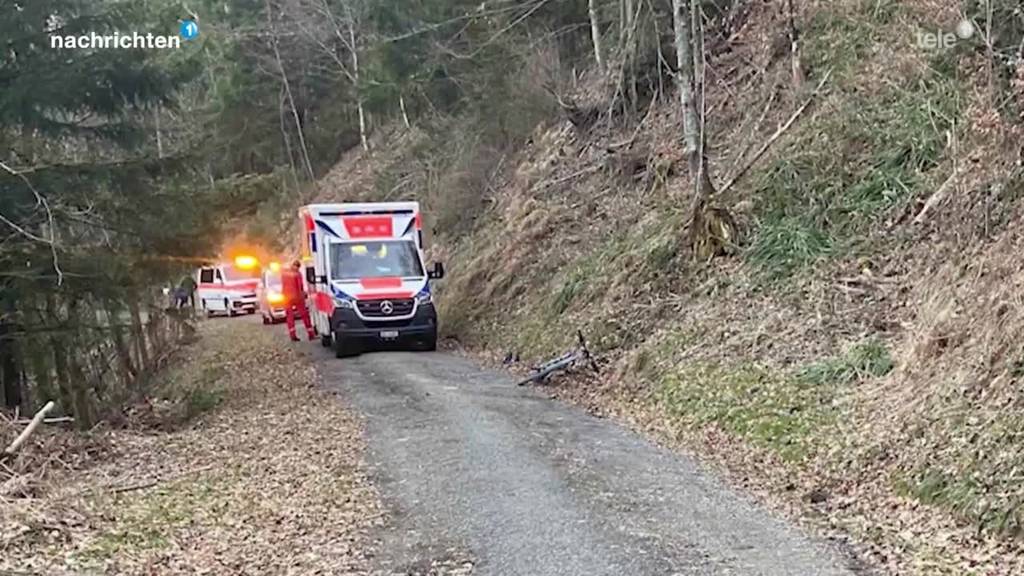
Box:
[380,300,394,315]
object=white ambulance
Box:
[195,257,261,317]
[299,202,444,357]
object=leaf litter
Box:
[1,318,383,575]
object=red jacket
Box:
[281,267,305,304]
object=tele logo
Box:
[915,19,974,50]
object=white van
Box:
[257,265,287,324]
[196,261,260,317]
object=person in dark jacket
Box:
[177,274,197,308]
[281,260,315,341]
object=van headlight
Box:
[334,297,355,309]
[416,291,432,306]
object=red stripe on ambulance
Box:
[314,291,334,314]
[343,216,393,238]
[198,282,258,292]
[354,291,414,301]
[359,277,403,289]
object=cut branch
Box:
[913,170,958,225]
[4,401,56,456]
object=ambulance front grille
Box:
[357,298,414,317]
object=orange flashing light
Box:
[267,292,285,304]
[269,261,281,272]
[234,255,259,269]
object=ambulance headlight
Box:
[416,291,432,306]
[333,296,355,309]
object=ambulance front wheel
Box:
[333,332,361,358]
[419,334,437,352]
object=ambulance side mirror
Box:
[427,262,445,280]
[305,267,316,284]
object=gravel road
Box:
[315,348,864,576]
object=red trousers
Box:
[285,301,315,338]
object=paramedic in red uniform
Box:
[281,260,315,342]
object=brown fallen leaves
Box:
[1,318,382,575]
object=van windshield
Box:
[263,271,282,289]
[330,240,423,280]
[223,265,260,282]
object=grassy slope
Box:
[314,0,1024,573]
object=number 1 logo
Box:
[180,20,199,41]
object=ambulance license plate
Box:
[379,330,399,339]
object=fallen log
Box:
[3,401,55,456]
[12,416,74,426]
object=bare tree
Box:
[289,0,370,151]
[588,0,605,71]
[266,0,317,180]
[787,0,804,90]
[670,0,704,190]
[399,93,411,129]
[671,0,735,257]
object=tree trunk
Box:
[349,22,370,152]
[0,322,24,409]
[588,0,605,71]
[399,93,411,129]
[267,0,316,180]
[127,296,149,373]
[107,301,137,389]
[27,334,55,406]
[147,307,165,363]
[687,0,715,200]
[64,298,95,428]
[278,85,301,193]
[623,0,639,114]
[65,344,94,430]
[673,0,734,257]
[50,334,74,419]
[787,0,805,90]
[0,288,23,408]
[154,105,164,159]
[671,0,704,185]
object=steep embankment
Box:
[314,1,1024,573]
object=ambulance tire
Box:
[419,335,437,352]
[333,333,360,358]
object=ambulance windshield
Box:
[330,240,423,280]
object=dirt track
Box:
[315,343,867,576]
